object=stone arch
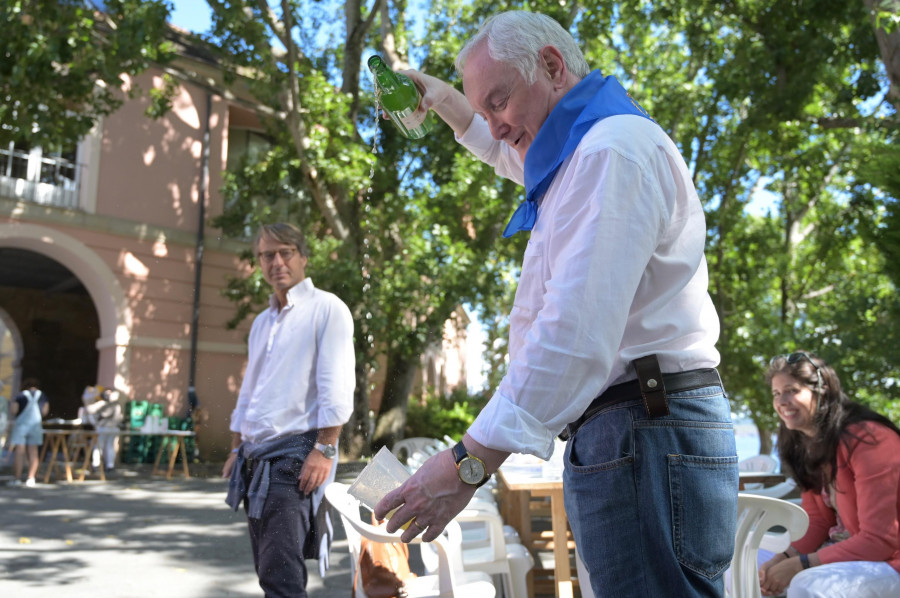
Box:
[0,222,133,392]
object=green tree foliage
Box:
[205,0,525,455]
[207,0,899,455]
[14,0,890,455]
[641,0,900,444]
[405,388,488,441]
[8,0,898,457]
[1,0,174,148]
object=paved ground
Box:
[0,463,366,598]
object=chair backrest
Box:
[739,477,798,499]
[391,437,444,465]
[323,482,367,597]
[325,481,468,597]
[731,494,809,598]
[738,454,779,473]
[455,506,509,563]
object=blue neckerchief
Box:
[502,70,654,238]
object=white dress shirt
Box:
[458,113,720,459]
[229,278,355,445]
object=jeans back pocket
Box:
[668,453,739,578]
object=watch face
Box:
[318,444,336,458]
[459,457,485,485]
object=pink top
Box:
[792,421,900,572]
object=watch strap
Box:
[451,440,467,464]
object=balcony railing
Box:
[0,146,81,209]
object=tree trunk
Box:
[757,424,775,456]
[371,350,418,450]
[863,0,900,112]
[340,352,372,459]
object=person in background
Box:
[223,222,355,598]
[8,378,49,487]
[83,386,123,473]
[78,385,100,429]
[375,11,737,597]
[760,351,900,597]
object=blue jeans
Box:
[564,385,738,598]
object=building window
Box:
[0,140,80,209]
[226,128,271,171]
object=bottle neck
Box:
[369,58,400,91]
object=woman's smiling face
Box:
[771,372,818,437]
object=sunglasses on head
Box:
[772,351,823,391]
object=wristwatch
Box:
[314,442,337,459]
[452,441,491,487]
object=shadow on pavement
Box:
[0,467,355,598]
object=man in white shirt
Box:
[375,11,738,597]
[223,222,355,598]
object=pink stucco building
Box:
[0,38,264,458]
[0,31,469,459]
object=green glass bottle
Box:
[367,54,433,140]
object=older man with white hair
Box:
[376,11,739,597]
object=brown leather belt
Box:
[559,363,722,441]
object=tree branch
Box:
[273,0,350,240]
[256,0,290,49]
[379,0,408,69]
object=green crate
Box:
[121,402,164,463]
[125,400,150,428]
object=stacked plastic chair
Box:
[325,482,496,598]
[393,436,535,598]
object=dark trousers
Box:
[244,456,312,598]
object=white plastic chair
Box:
[730,494,809,598]
[575,548,595,598]
[456,498,522,548]
[418,498,532,598]
[392,437,445,465]
[740,477,798,500]
[453,506,533,598]
[739,454,780,490]
[738,454,779,473]
[324,482,496,598]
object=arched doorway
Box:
[0,247,100,418]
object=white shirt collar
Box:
[269,277,315,311]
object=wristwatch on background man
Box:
[452,441,491,487]
[314,442,337,459]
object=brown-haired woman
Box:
[758,352,900,597]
